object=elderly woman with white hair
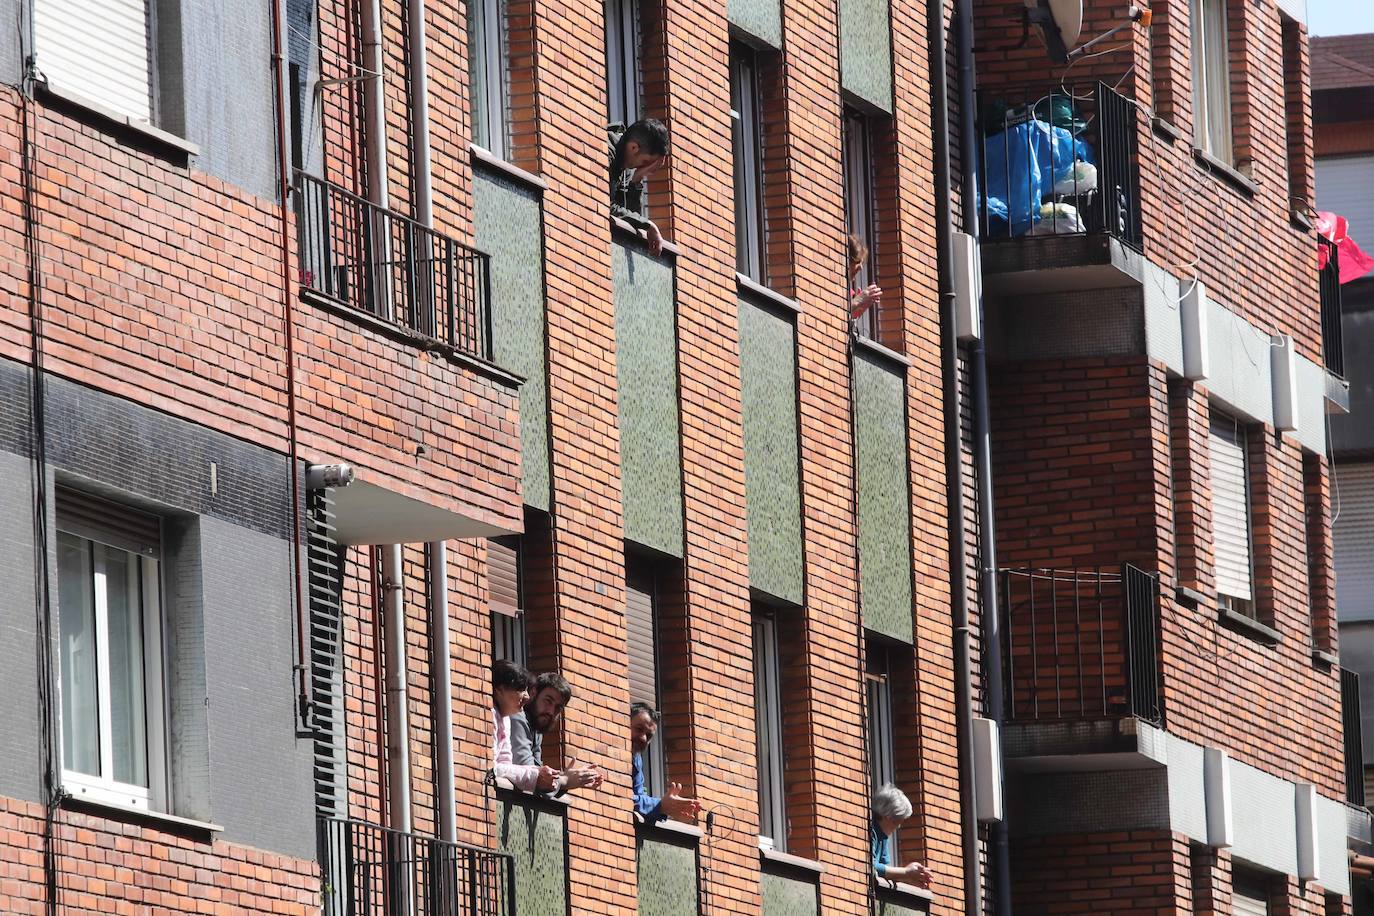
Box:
[871,783,933,888]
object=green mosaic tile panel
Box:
[494,793,568,916]
[636,832,699,916]
[853,349,913,643]
[738,298,804,606]
[474,166,551,512]
[613,241,684,558]
[839,0,893,113]
[762,869,819,916]
[728,0,782,48]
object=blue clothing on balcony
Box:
[871,818,892,878]
[632,751,665,823]
[982,118,1095,236]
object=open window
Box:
[753,608,786,850]
[489,537,528,669]
[1190,0,1234,162]
[471,0,511,159]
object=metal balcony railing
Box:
[1343,667,1365,806]
[318,817,515,916]
[977,82,1142,248]
[999,565,1162,725]
[1320,235,1345,378]
[293,172,493,361]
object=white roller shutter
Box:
[1210,414,1253,604]
[35,0,153,124]
[1317,156,1374,279]
[1231,870,1270,916]
[487,540,521,618]
[1334,463,1374,623]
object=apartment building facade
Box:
[0,0,1358,913]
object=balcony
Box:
[976,82,1144,295]
[998,565,1163,767]
[293,171,493,361]
[318,817,515,916]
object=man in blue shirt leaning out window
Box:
[629,702,700,823]
[871,783,933,888]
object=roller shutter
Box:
[35,0,154,123]
[1335,462,1374,622]
[1209,414,1253,605]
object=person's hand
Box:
[851,284,881,318]
[633,156,667,182]
[561,761,603,791]
[896,862,932,888]
[660,782,701,822]
[535,765,561,792]
[647,221,664,256]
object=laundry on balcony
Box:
[980,99,1097,238]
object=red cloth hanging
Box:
[1316,211,1374,284]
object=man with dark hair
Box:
[629,701,699,823]
[609,118,670,255]
[511,672,603,795]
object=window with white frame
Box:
[753,610,786,850]
[470,0,511,160]
[34,0,159,124]
[731,41,766,282]
[843,108,878,339]
[56,490,167,811]
[1209,412,1255,617]
[1190,0,1233,162]
[866,642,895,789]
[605,0,642,127]
[489,537,527,669]
[627,561,666,795]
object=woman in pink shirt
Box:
[491,660,558,792]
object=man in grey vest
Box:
[511,672,604,795]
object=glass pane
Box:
[470,0,491,150]
[102,545,148,787]
[58,533,99,777]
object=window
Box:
[489,537,527,669]
[1231,868,1272,916]
[471,0,510,159]
[753,611,786,850]
[627,562,665,794]
[35,0,158,124]
[605,0,642,126]
[843,108,878,339]
[1209,413,1254,617]
[1190,0,1233,162]
[56,490,167,811]
[865,641,895,788]
[731,42,765,281]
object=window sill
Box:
[1217,605,1281,646]
[1290,208,1315,233]
[39,82,200,161]
[852,333,911,368]
[1150,116,1183,145]
[1312,646,1339,668]
[736,274,801,314]
[632,811,704,840]
[492,776,572,808]
[1192,148,1259,198]
[611,216,681,259]
[62,792,222,837]
[1175,585,1209,608]
[470,144,548,193]
[759,845,826,875]
[874,877,934,905]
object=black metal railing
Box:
[1343,667,1365,806]
[293,172,493,361]
[977,82,1141,248]
[999,564,1162,725]
[318,817,516,916]
[1320,235,1345,377]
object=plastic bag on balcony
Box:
[1027,202,1085,235]
[1052,160,1098,197]
[982,119,1096,237]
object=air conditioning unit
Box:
[1181,281,1210,381]
[973,717,1004,823]
[953,231,982,342]
[1204,747,1233,848]
[1271,334,1298,433]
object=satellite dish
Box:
[1024,0,1083,63]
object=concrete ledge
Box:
[62,794,222,839]
[470,144,548,192]
[1217,605,1281,646]
[759,846,825,875]
[494,779,571,810]
[737,274,801,314]
[853,333,911,369]
[874,877,934,909]
[611,216,682,259]
[39,83,200,161]
[1192,147,1259,197]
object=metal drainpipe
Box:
[928,0,983,911]
[401,0,458,845]
[952,0,1013,910]
[383,544,414,834]
[361,0,390,210]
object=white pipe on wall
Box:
[383,544,413,835]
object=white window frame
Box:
[753,612,786,851]
[471,0,510,160]
[1209,412,1255,617]
[1190,0,1234,163]
[866,644,895,790]
[57,529,168,813]
[605,0,642,126]
[731,41,766,282]
[843,108,879,339]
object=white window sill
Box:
[63,791,222,835]
[737,274,801,314]
[492,775,572,807]
[632,811,704,839]
[470,144,548,192]
[38,82,200,158]
[759,845,826,875]
[874,876,935,904]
